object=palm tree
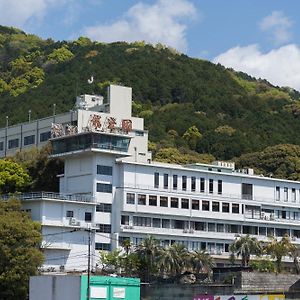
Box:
[264,234,295,273]
[190,250,215,274]
[230,235,261,267]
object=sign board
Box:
[90,286,107,299]
[193,295,285,300]
[113,287,126,298]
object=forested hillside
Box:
[1,25,300,171]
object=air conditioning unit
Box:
[59,265,65,272]
[69,218,77,225]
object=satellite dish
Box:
[88,76,94,84]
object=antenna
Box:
[87,76,94,84]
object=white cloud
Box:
[83,0,197,52]
[213,44,300,90]
[259,11,292,45]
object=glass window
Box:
[222,202,230,213]
[138,194,146,205]
[208,223,215,232]
[8,138,19,149]
[0,141,3,151]
[181,198,189,209]
[232,203,239,214]
[66,210,73,218]
[276,186,280,201]
[149,195,157,206]
[126,193,135,204]
[182,176,187,191]
[284,187,288,201]
[171,197,179,208]
[133,216,151,227]
[95,243,111,251]
[96,203,112,212]
[292,188,296,202]
[160,196,168,207]
[164,174,168,189]
[212,201,220,212]
[40,131,51,142]
[85,212,92,222]
[218,180,222,194]
[191,176,196,192]
[162,219,170,228]
[192,199,199,210]
[97,224,111,233]
[153,218,161,228]
[24,135,35,146]
[242,183,253,200]
[217,224,224,232]
[121,215,129,225]
[195,222,206,231]
[154,172,159,188]
[209,179,213,193]
[200,178,205,193]
[202,200,209,211]
[97,165,113,176]
[173,175,178,190]
[97,183,112,193]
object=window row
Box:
[96,203,112,213]
[66,210,92,222]
[97,165,113,176]
[97,183,112,193]
[126,193,240,213]
[95,242,111,251]
[276,186,300,202]
[96,223,111,233]
[154,172,222,194]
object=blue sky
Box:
[1,0,300,90]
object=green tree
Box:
[230,235,261,267]
[182,125,202,150]
[0,198,44,300]
[190,250,215,274]
[47,45,74,63]
[0,159,31,193]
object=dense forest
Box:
[1,25,300,179]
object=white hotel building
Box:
[2,85,300,271]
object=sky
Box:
[1,0,300,90]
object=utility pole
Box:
[87,228,91,300]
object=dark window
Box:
[154,172,159,188]
[195,222,206,231]
[212,201,220,212]
[138,194,146,205]
[200,178,205,192]
[160,196,168,207]
[284,187,288,201]
[292,188,296,202]
[97,165,113,176]
[24,135,35,146]
[164,174,168,189]
[153,218,161,228]
[218,180,222,194]
[0,141,3,151]
[96,203,112,212]
[191,176,196,192]
[202,200,209,211]
[192,199,199,210]
[222,202,230,213]
[95,243,111,251]
[40,131,51,142]
[97,224,111,233]
[171,197,179,208]
[162,219,170,228]
[8,138,19,149]
[66,210,73,218]
[126,193,135,204]
[242,183,253,200]
[181,198,189,209]
[174,220,185,229]
[121,215,129,225]
[97,183,112,193]
[276,186,280,201]
[209,179,213,194]
[133,216,151,227]
[149,195,157,206]
[173,175,178,190]
[182,176,187,191]
[232,203,239,214]
[135,131,144,136]
[85,212,92,222]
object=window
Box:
[160,196,168,207]
[212,201,220,212]
[66,210,73,218]
[97,165,113,176]
[133,216,151,227]
[85,212,92,222]
[126,193,135,204]
[181,198,189,209]
[292,188,296,202]
[154,172,159,188]
[232,203,239,214]
[218,180,222,194]
[97,224,111,233]
[171,197,179,208]
[96,203,112,212]
[162,219,170,228]
[40,131,51,142]
[153,218,161,228]
[208,223,215,232]
[173,175,178,190]
[8,138,19,149]
[284,187,288,201]
[97,183,112,193]
[222,202,230,213]
[195,222,206,231]
[164,174,168,189]
[173,220,184,229]
[121,215,129,225]
[24,135,35,146]
[202,200,209,211]
[138,194,146,205]
[242,183,253,200]
[95,243,111,251]
[135,130,144,136]
[192,199,199,210]
[276,186,280,201]
[182,176,187,191]
[200,178,205,193]
[217,224,224,232]
[209,179,213,194]
[191,177,196,192]
[0,141,3,151]
[149,195,157,206]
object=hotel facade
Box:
[2,85,300,272]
